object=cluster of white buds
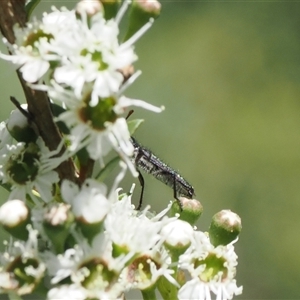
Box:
[0,0,243,299]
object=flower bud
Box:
[6,106,37,143]
[76,0,104,19]
[124,0,161,41]
[161,219,194,261]
[43,204,74,253]
[209,209,242,246]
[0,200,31,240]
[170,197,203,225]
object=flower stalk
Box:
[0,1,243,299]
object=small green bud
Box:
[124,0,161,41]
[6,107,37,143]
[170,197,203,225]
[0,200,31,240]
[43,204,74,253]
[209,209,242,246]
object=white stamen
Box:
[120,18,154,49]
[119,96,165,113]
[115,0,132,24]
[119,70,142,94]
[130,183,136,195]
[108,160,128,201]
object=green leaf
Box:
[127,119,144,135]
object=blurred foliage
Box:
[1,1,300,299]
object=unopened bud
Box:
[171,197,203,225]
[161,219,194,261]
[0,200,30,240]
[76,0,103,19]
[209,209,242,246]
[124,0,161,41]
[43,204,74,253]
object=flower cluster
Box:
[0,190,242,300]
[0,0,243,299]
[0,0,163,166]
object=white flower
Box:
[178,277,213,300]
[178,231,243,300]
[44,233,129,299]
[178,277,243,300]
[105,195,166,255]
[0,41,51,83]
[0,226,45,295]
[62,110,133,163]
[41,7,77,34]
[44,247,82,285]
[1,6,137,104]
[120,248,178,291]
[61,179,111,223]
[43,81,162,174]
[48,284,87,300]
[0,4,159,112]
[53,15,136,106]
[50,10,137,106]
[0,7,79,83]
[0,138,66,203]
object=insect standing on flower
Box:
[127,111,195,209]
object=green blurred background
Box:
[1,1,300,299]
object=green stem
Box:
[157,276,179,300]
[141,287,157,300]
[8,292,23,300]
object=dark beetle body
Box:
[130,137,195,207]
